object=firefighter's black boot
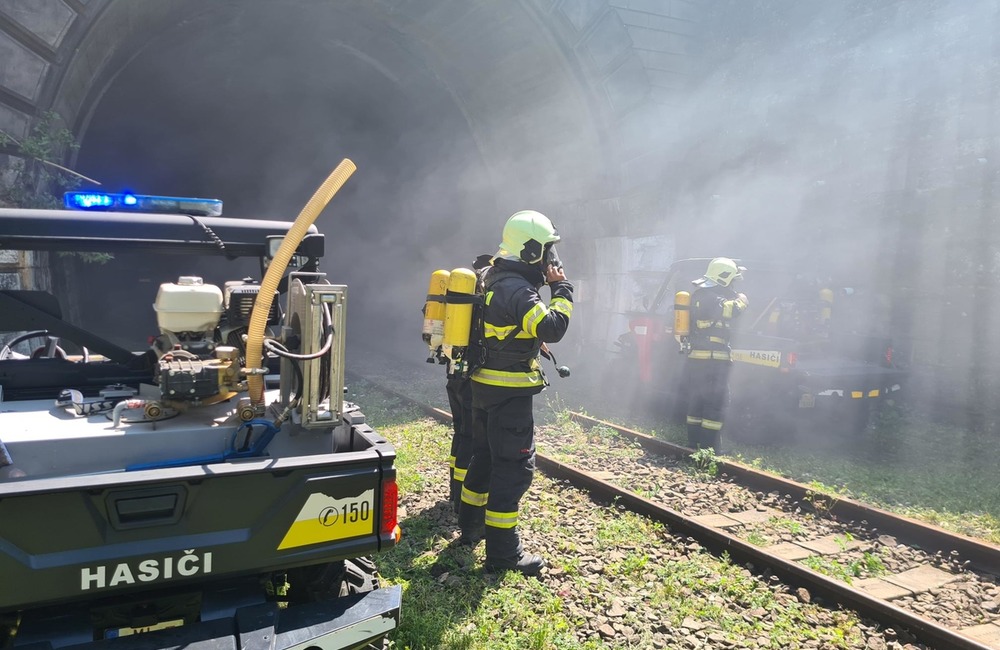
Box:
[457,501,485,546]
[449,478,462,514]
[484,526,545,576]
[686,423,700,449]
[707,431,722,455]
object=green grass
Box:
[355,384,879,649]
[624,404,1000,544]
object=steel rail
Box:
[348,374,997,650]
[569,412,1000,575]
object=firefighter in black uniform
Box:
[457,210,572,576]
[685,257,748,454]
[445,254,494,512]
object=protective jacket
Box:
[688,285,748,360]
[685,284,747,453]
[470,258,573,394]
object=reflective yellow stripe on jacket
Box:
[484,323,534,340]
[688,350,731,361]
[519,298,574,338]
[472,364,545,388]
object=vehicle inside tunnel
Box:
[69,1,500,352]
[4,0,1000,427]
[7,1,1000,647]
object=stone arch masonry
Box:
[7,1,1000,428]
[0,0,703,368]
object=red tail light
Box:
[785,352,797,368]
[885,347,893,365]
[381,478,398,537]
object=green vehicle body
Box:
[0,207,401,650]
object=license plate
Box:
[110,619,184,638]
[798,394,816,408]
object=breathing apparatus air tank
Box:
[423,269,450,361]
[674,290,691,351]
[819,288,834,325]
[442,268,477,358]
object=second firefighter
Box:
[684,257,748,454]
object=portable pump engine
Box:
[151,276,279,404]
[114,158,356,434]
[142,272,346,434]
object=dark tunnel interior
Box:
[70,2,495,354]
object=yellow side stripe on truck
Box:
[730,349,781,367]
[816,385,901,398]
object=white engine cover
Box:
[154,276,223,334]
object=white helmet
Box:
[694,257,744,288]
[495,210,560,264]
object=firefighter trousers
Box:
[445,375,474,510]
[684,357,732,454]
[458,391,535,563]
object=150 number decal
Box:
[278,489,375,550]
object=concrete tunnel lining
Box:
[12,0,667,357]
[11,0,1000,424]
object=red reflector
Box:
[381,479,398,536]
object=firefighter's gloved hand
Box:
[545,264,566,284]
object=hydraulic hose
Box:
[246,159,356,404]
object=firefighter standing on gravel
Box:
[458,210,573,576]
[684,257,748,454]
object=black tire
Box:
[809,398,872,438]
[0,615,16,650]
[727,396,796,445]
[286,557,379,603]
[339,556,379,596]
[285,558,389,649]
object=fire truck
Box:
[612,258,909,442]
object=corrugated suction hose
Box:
[246,159,356,405]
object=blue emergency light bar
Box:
[64,191,223,217]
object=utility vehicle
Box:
[0,190,401,650]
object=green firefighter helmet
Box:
[694,257,744,288]
[495,210,560,264]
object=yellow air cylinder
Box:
[443,268,477,347]
[819,288,834,324]
[423,269,450,347]
[674,290,691,342]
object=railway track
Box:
[348,370,1000,649]
[555,414,1000,650]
